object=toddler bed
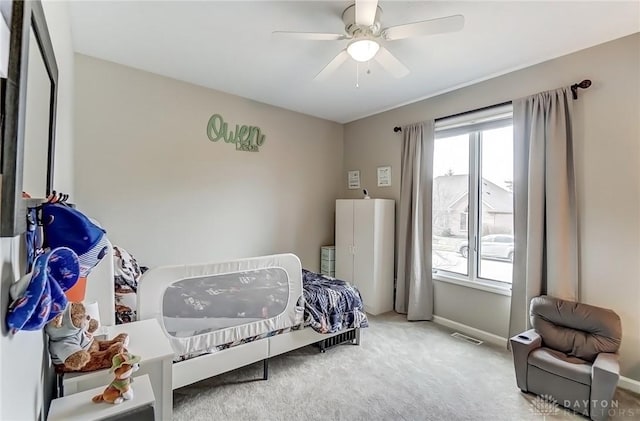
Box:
[137,253,367,389]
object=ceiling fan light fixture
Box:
[347,39,380,62]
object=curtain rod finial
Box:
[393,126,402,133]
[571,79,591,100]
[578,79,592,89]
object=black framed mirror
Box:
[1,0,58,237]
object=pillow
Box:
[530,295,621,362]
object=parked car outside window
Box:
[458,234,514,262]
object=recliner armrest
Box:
[592,352,620,376]
[510,329,542,347]
[509,329,542,392]
[590,353,620,421]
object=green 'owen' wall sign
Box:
[206,114,266,152]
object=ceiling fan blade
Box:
[355,0,379,27]
[314,50,350,81]
[374,47,409,78]
[272,31,347,41]
[382,14,465,41]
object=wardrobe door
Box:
[353,200,375,307]
[335,200,354,284]
[373,199,395,315]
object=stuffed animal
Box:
[92,352,141,404]
[45,302,129,372]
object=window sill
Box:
[433,273,512,297]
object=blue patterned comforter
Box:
[302,269,368,333]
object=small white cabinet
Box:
[49,374,155,421]
[335,199,394,315]
[62,319,174,421]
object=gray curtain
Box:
[395,121,435,321]
[508,87,579,339]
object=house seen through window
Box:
[432,105,514,284]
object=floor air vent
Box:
[451,332,483,345]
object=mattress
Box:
[138,253,304,358]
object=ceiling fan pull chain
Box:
[356,62,360,88]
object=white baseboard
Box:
[618,376,640,394]
[432,316,640,394]
[432,315,508,348]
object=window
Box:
[459,211,468,232]
[432,105,514,285]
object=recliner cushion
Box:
[530,296,621,362]
[528,347,592,386]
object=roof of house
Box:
[433,174,513,213]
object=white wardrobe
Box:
[335,199,394,315]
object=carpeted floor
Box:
[173,313,640,421]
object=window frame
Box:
[432,105,513,289]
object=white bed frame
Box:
[132,252,361,390]
[172,325,359,389]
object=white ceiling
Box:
[68,1,640,123]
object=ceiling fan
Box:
[273,0,464,81]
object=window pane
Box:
[432,134,469,276]
[478,126,514,283]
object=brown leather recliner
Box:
[510,295,622,421]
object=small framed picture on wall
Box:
[348,170,360,189]
[377,166,391,187]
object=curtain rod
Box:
[393,79,592,133]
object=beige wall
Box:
[343,33,640,381]
[74,54,343,271]
[0,1,76,419]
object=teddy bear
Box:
[45,302,129,372]
[92,351,141,404]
